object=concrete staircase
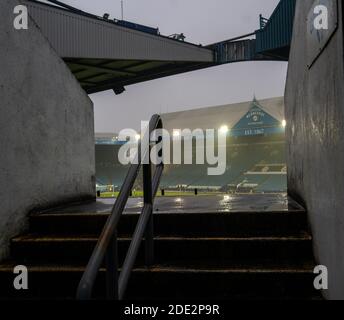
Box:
[0,199,321,300]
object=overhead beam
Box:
[80,80,97,86]
[85,62,213,94]
[75,60,160,83]
[68,62,137,76]
[210,39,285,64]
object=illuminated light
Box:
[175,197,183,203]
[282,120,287,128]
[224,195,231,201]
[219,125,229,134]
[173,130,181,137]
[135,134,141,141]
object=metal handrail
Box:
[77,114,163,300]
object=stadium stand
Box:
[95,97,287,193]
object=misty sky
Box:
[48,0,287,133]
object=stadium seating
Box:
[256,176,286,192]
[96,133,287,193]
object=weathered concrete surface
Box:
[0,0,95,260]
[285,0,344,299]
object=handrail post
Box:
[143,119,154,266]
[105,231,119,299]
[77,115,163,300]
[145,211,154,266]
[143,160,154,266]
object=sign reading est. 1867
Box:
[307,0,338,68]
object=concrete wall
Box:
[0,0,95,260]
[285,0,344,299]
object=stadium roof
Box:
[95,133,119,139]
[161,97,285,131]
[25,0,293,94]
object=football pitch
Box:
[98,191,225,198]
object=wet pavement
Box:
[46,194,304,215]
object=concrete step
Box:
[10,234,313,266]
[1,197,318,300]
[29,210,309,237]
[0,263,320,300]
